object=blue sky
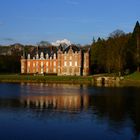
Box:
[0,0,140,45]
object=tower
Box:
[57,48,62,75]
[83,49,89,76]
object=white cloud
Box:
[52,39,71,46]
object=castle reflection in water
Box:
[20,83,89,111]
[21,95,89,111]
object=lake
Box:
[0,83,140,140]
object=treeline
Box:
[0,55,21,73]
[90,21,140,75]
[0,44,34,74]
[0,21,139,75]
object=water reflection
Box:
[0,83,140,140]
[21,95,89,111]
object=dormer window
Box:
[27,54,30,59]
[54,53,56,59]
[40,52,44,59]
[46,53,49,59]
[36,54,39,59]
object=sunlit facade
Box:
[21,45,89,76]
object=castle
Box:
[21,45,89,76]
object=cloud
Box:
[52,39,71,46]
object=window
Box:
[41,62,43,67]
[64,61,67,66]
[36,54,39,59]
[33,63,35,67]
[46,62,48,67]
[36,62,38,72]
[75,61,77,66]
[69,61,72,66]
[22,63,24,68]
[28,62,30,67]
[46,54,49,59]
[36,62,38,67]
[58,69,60,73]
[46,68,48,73]
[54,68,56,73]
[28,54,30,59]
[40,52,44,59]
[54,61,56,66]
[21,65,24,73]
[54,53,56,59]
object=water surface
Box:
[0,83,140,140]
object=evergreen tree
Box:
[134,21,140,71]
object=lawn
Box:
[0,74,93,84]
[125,72,140,81]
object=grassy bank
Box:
[0,72,140,86]
[0,74,93,84]
[120,72,140,86]
[124,72,140,80]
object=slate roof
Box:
[63,45,80,53]
[24,45,81,59]
[29,46,58,58]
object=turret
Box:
[83,49,89,76]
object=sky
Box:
[0,0,140,45]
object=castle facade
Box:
[21,45,89,76]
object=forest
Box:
[90,21,140,75]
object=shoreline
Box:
[0,75,93,85]
[120,79,140,87]
[0,74,140,87]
